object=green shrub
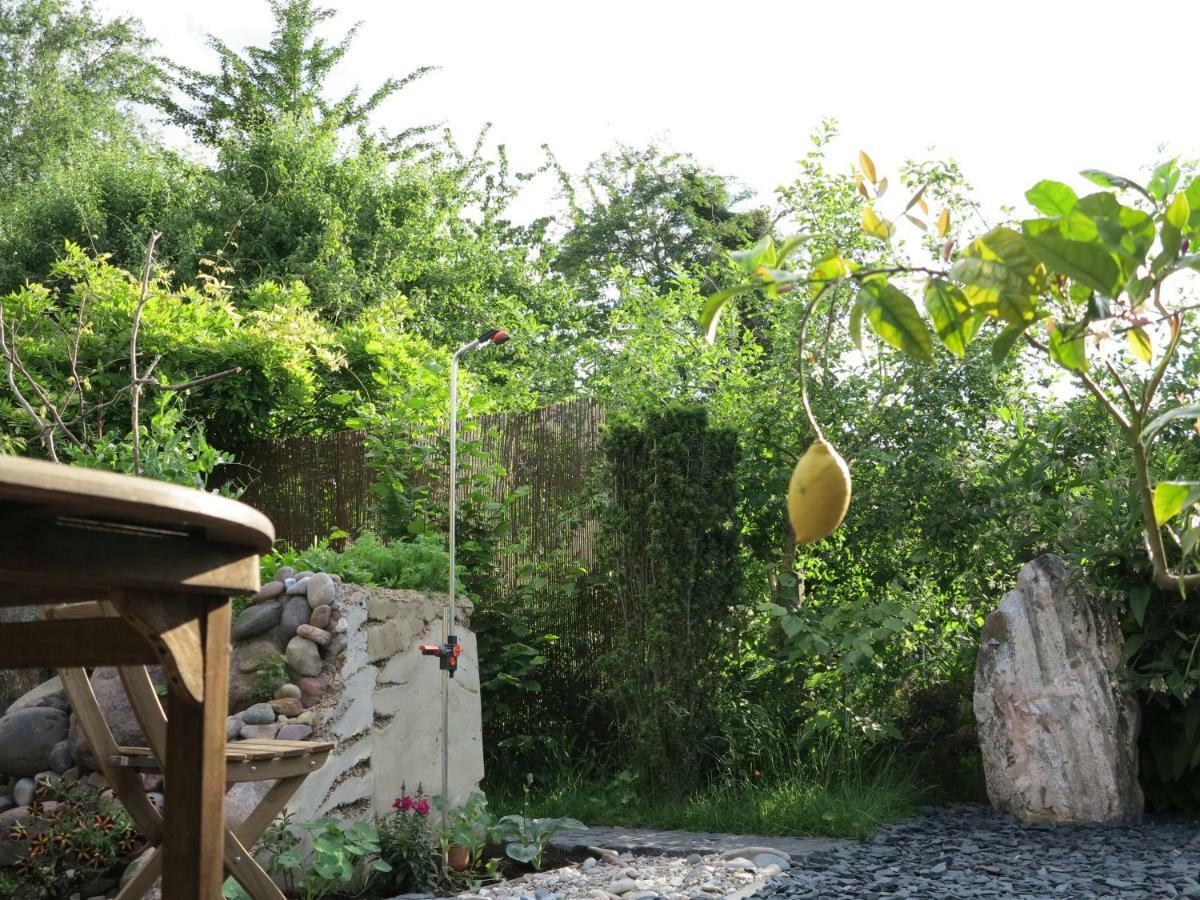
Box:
[263,531,455,594]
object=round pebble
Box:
[750,804,1200,900]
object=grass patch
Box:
[485,754,923,841]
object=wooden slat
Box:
[0,516,260,600]
[2,620,158,667]
[0,456,274,551]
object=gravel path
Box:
[751,804,1200,899]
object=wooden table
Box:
[0,456,274,899]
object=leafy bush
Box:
[263,531,454,593]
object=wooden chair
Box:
[48,602,335,900]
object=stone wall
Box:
[283,585,484,822]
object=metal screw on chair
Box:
[235,856,243,863]
[249,766,257,772]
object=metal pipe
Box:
[440,329,509,824]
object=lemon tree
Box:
[704,154,1200,593]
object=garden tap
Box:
[419,634,462,677]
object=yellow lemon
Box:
[787,439,851,545]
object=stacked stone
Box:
[224,566,349,743]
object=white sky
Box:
[99,0,1200,222]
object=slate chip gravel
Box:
[750,804,1200,899]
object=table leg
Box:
[160,596,231,900]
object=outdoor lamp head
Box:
[475,328,510,348]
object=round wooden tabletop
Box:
[0,456,275,552]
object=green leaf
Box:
[328,391,353,406]
[1153,481,1200,526]
[1023,232,1121,296]
[775,234,810,264]
[779,614,802,638]
[991,322,1026,368]
[952,227,1040,324]
[1080,169,1151,199]
[1046,321,1088,373]
[1128,327,1153,363]
[1142,405,1200,443]
[731,236,776,274]
[923,278,979,358]
[700,283,753,343]
[861,207,893,240]
[1129,585,1151,627]
[849,297,864,350]
[364,340,385,355]
[1025,180,1078,217]
[1167,192,1190,229]
[1148,158,1181,201]
[506,843,540,863]
[857,281,934,362]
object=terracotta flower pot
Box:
[447,844,470,871]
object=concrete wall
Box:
[286,586,485,822]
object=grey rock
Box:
[286,635,323,677]
[294,570,315,580]
[287,576,311,596]
[47,739,72,774]
[307,573,337,609]
[975,555,1142,823]
[0,706,69,776]
[241,703,276,725]
[226,717,243,740]
[0,794,11,814]
[327,634,348,658]
[752,852,790,870]
[276,723,313,741]
[334,616,349,633]
[12,777,34,806]
[274,566,296,582]
[275,683,302,701]
[278,596,311,643]
[309,604,333,631]
[240,724,280,740]
[4,675,65,717]
[231,601,283,641]
[250,581,285,604]
[297,623,332,647]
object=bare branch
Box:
[146,366,243,392]
[130,232,163,477]
[0,304,57,461]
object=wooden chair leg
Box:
[114,847,162,900]
[234,774,307,847]
[221,774,308,900]
[224,830,285,900]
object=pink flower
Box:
[415,797,431,817]
[393,795,413,812]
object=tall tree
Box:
[0,0,161,188]
[553,144,771,310]
[160,0,432,150]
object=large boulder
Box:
[4,676,64,716]
[67,668,155,770]
[0,707,69,777]
[974,555,1142,823]
[228,639,284,714]
[231,601,283,642]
